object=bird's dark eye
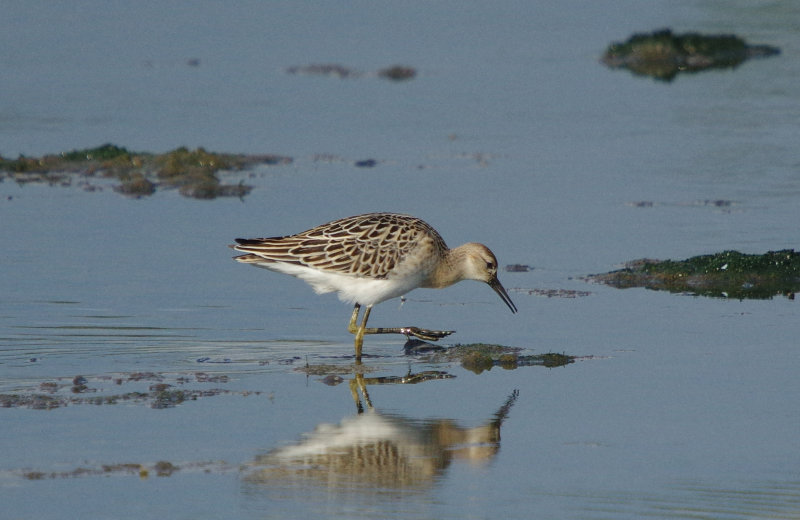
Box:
[486,262,494,269]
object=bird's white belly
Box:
[257,262,427,306]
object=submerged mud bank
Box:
[0,371,257,410]
[285,63,417,81]
[601,28,780,81]
[407,343,575,374]
[19,460,233,481]
[586,250,800,299]
[1,343,575,410]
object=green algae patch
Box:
[1,143,292,199]
[2,143,140,178]
[420,343,575,374]
[60,143,132,162]
[601,28,779,81]
[587,250,800,299]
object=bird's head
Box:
[461,243,517,314]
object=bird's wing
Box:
[232,213,444,278]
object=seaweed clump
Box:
[586,250,800,299]
[1,143,293,199]
[114,173,156,197]
[155,146,257,199]
[601,28,780,81]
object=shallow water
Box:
[2,2,800,519]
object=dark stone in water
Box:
[505,264,532,272]
[354,159,378,168]
[378,65,417,81]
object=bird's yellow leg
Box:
[353,305,372,362]
[370,325,455,341]
[346,303,454,349]
[347,304,362,334]
[346,304,372,362]
[347,303,454,362]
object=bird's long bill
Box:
[489,277,518,314]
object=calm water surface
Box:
[2,2,799,519]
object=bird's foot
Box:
[400,327,455,341]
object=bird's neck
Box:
[425,244,471,288]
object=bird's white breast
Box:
[256,261,428,306]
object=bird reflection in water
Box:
[242,379,519,492]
